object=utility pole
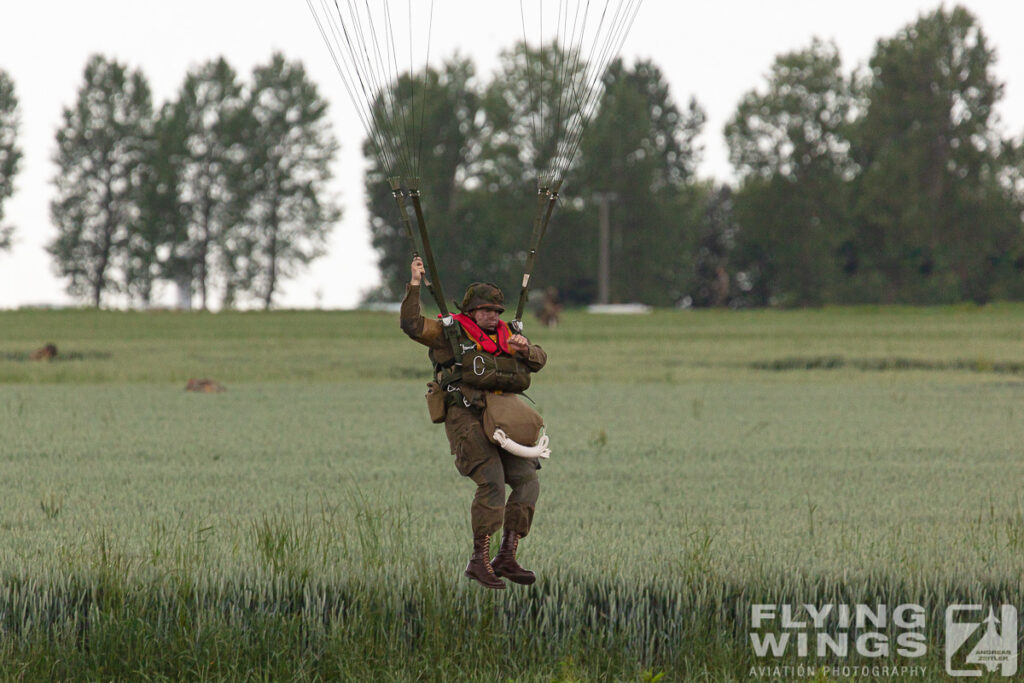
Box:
[594,192,617,304]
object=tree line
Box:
[0,4,1021,309]
[367,5,1024,307]
[4,54,340,309]
[0,69,20,254]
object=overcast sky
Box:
[1,1,1022,310]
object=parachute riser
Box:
[390,176,447,315]
[407,178,450,317]
[389,176,420,258]
[513,179,563,330]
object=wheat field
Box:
[1,306,1023,680]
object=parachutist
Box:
[402,257,548,589]
[308,0,641,590]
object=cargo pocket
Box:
[454,423,496,477]
[425,381,446,423]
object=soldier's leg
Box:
[444,405,506,536]
[500,452,540,537]
[468,455,506,536]
[445,404,507,589]
[491,452,539,585]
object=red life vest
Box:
[451,313,513,355]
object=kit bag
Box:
[482,391,544,446]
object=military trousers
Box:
[444,403,540,537]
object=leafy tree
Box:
[369,42,595,305]
[364,49,707,307]
[457,43,586,304]
[132,102,189,307]
[572,59,706,305]
[240,53,340,309]
[164,58,248,310]
[852,5,1016,303]
[365,57,481,302]
[477,42,590,187]
[49,56,153,307]
[125,130,165,307]
[0,69,22,251]
[726,39,855,306]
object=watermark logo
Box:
[946,605,1017,677]
[749,603,927,659]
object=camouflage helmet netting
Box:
[460,282,505,312]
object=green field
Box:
[2,306,1024,681]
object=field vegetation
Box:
[2,306,1023,680]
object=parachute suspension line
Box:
[311,0,445,181]
[551,0,577,142]
[415,0,436,182]
[554,0,609,180]
[306,0,396,176]
[538,0,544,161]
[341,0,399,173]
[518,0,642,186]
[369,0,413,178]
[557,0,642,181]
[377,0,412,180]
[333,0,403,176]
[553,0,596,180]
[519,0,541,156]
[512,0,642,327]
[552,0,590,181]
[407,0,416,179]
[308,0,450,315]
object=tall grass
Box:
[2,504,1020,680]
[3,308,1024,678]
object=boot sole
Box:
[464,570,506,590]
[492,569,536,585]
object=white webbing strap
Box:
[492,429,550,460]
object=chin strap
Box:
[492,429,550,460]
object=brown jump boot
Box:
[464,533,505,590]
[490,529,535,585]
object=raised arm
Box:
[399,256,446,349]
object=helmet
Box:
[460,282,505,313]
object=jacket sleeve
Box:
[521,343,547,373]
[399,284,447,350]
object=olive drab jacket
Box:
[400,283,547,388]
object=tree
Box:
[470,42,612,305]
[132,102,186,307]
[852,5,1017,303]
[365,45,574,303]
[0,69,22,251]
[573,59,706,305]
[365,56,481,302]
[240,53,340,309]
[165,58,248,309]
[362,49,706,307]
[49,55,153,307]
[725,39,856,306]
[125,126,165,307]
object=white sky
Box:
[0,1,1022,309]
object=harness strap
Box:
[436,323,469,407]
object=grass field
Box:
[2,305,1024,681]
